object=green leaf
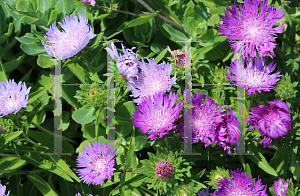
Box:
[66,62,89,84]
[117,12,157,31]
[0,131,23,149]
[270,144,289,175]
[47,9,58,26]
[22,153,73,182]
[94,13,109,20]
[16,0,29,12]
[3,54,25,72]
[155,47,168,63]
[37,55,55,68]
[247,143,278,177]
[134,136,147,151]
[28,87,48,104]
[0,22,14,44]
[72,108,96,124]
[20,15,39,24]
[162,22,188,42]
[245,163,252,178]
[28,174,59,196]
[20,43,46,55]
[125,144,138,170]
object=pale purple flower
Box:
[198,187,210,196]
[127,58,176,104]
[247,99,291,148]
[105,43,139,80]
[0,181,10,196]
[42,13,96,60]
[76,140,117,186]
[155,161,174,179]
[176,91,225,147]
[0,79,31,118]
[215,107,241,154]
[75,193,93,196]
[81,0,96,6]
[131,91,182,139]
[273,178,289,196]
[225,57,281,95]
[212,168,267,196]
[217,0,285,58]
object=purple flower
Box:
[0,181,10,196]
[212,168,267,196]
[225,57,281,95]
[176,91,225,147]
[217,0,285,58]
[198,187,210,196]
[105,43,139,80]
[42,13,96,60]
[273,178,289,196]
[81,0,96,6]
[215,107,241,154]
[0,79,31,118]
[247,99,291,148]
[76,141,117,186]
[131,91,182,139]
[127,58,176,104]
[155,161,174,179]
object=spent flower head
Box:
[211,168,267,196]
[42,13,96,60]
[167,46,190,68]
[247,99,291,148]
[81,0,96,6]
[134,148,190,194]
[225,57,281,95]
[176,91,225,147]
[0,79,31,118]
[131,91,182,139]
[273,178,289,196]
[74,85,107,109]
[127,58,176,104]
[105,43,139,80]
[218,0,286,58]
[76,140,117,186]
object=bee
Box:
[167,46,189,68]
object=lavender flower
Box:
[131,91,182,139]
[247,99,291,148]
[0,79,31,118]
[215,107,241,154]
[81,0,96,6]
[212,168,267,196]
[155,161,174,179]
[176,91,224,147]
[42,13,96,60]
[273,178,289,196]
[225,57,281,95]
[127,58,176,104]
[105,43,139,80]
[218,0,285,58]
[0,181,10,196]
[76,141,117,186]
[198,187,210,196]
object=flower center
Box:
[91,155,109,175]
